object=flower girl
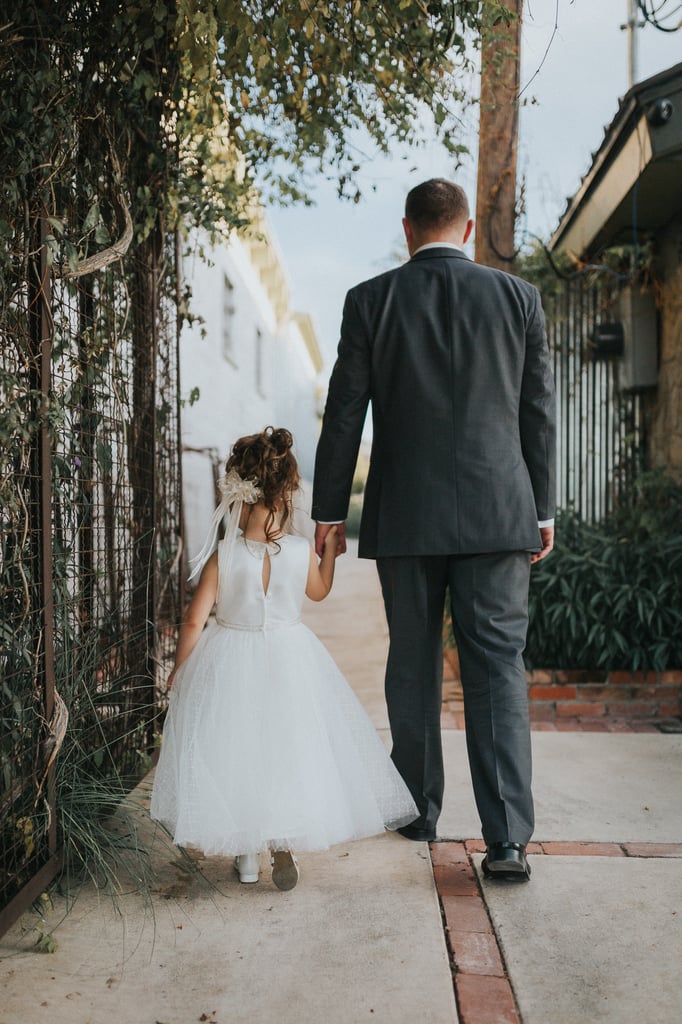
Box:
[151,427,416,889]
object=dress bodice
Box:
[214,532,310,630]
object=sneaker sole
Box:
[234,859,260,884]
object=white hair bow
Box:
[188,469,263,581]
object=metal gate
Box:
[0,228,182,935]
[545,280,649,522]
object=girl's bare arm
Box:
[305,526,340,602]
[168,552,219,686]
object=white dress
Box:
[150,531,417,855]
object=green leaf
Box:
[63,240,80,274]
[82,202,100,234]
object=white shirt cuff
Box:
[538,519,554,528]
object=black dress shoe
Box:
[397,823,437,842]
[482,842,531,882]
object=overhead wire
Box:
[636,0,682,32]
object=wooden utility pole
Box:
[622,0,645,88]
[475,0,523,271]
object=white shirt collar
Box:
[412,241,463,256]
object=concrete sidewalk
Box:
[1,542,681,1023]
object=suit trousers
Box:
[376,551,534,844]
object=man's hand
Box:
[315,522,347,558]
[531,526,554,564]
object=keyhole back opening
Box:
[262,549,271,595]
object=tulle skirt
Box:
[150,620,417,855]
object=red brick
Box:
[450,930,505,976]
[629,722,658,732]
[623,843,682,858]
[443,676,463,701]
[660,671,682,683]
[433,862,479,896]
[541,842,624,856]
[430,841,468,867]
[463,839,542,856]
[441,710,459,729]
[555,669,588,683]
[581,670,609,682]
[633,684,681,700]
[609,670,649,684]
[605,719,633,732]
[658,701,682,716]
[528,684,576,701]
[606,700,657,717]
[526,669,553,684]
[456,975,519,1024]
[443,646,460,676]
[442,894,492,934]
[579,684,632,700]
[556,701,606,718]
[576,719,611,732]
[528,703,556,722]
[555,719,582,730]
[531,721,557,731]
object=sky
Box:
[266,1,682,366]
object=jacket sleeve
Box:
[519,286,556,523]
[311,289,371,522]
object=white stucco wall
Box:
[179,226,322,564]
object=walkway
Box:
[1,542,681,1023]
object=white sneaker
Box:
[271,850,299,891]
[235,853,260,883]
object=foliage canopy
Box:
[0,1,510,256]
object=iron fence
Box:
[545,279,649,522]
[0,228,182,933]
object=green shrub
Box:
[526,472,682,672]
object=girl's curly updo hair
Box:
[225,427,300,544]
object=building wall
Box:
[179,224,322,563]
[650,215,682,479]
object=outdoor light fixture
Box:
[647,97,674,126]
[589,322,625,359]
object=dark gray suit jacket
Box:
[312,247,556,558]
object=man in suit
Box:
[312,179,555,881]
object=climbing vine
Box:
[1,2,517,911]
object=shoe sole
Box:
[396,827,437,842]
[272,851,299,891]
[482,858,531,882]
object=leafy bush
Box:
[526,472,682,672]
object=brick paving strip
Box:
[429,840,682,1024]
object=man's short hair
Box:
[405,179,469,232]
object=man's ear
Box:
[402,217,414,252]
[463,219,474,245]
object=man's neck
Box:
[412,241,463,256]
